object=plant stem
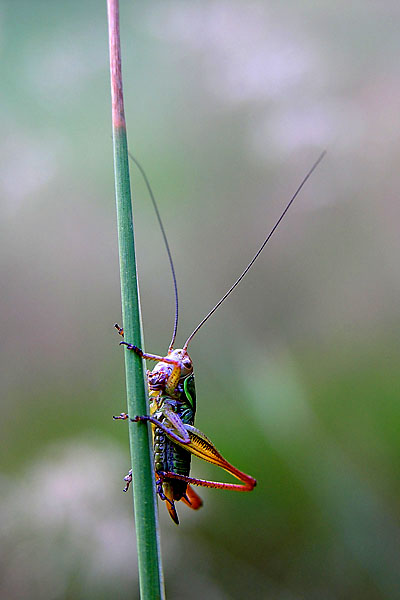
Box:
[106,2,165,598]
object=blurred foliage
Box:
[1,1,400,599]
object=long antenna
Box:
[183,151,326,350]
[129,153,179,352]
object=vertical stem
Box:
[106,2,165,598]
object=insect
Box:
[114,152,326,524]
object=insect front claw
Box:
[119,341,144,356]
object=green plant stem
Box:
[107,1,165,598]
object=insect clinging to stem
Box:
[114,151,326,524]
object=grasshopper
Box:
[114,152,325,524]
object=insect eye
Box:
[182,358,192,369]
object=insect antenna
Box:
[183,151,326,350]
[129,153,179,352]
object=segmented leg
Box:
[114,411,190,445]
[122,469,132,492]
[116,326,184,397]
[164,423,257,490]
[113,412,129,420]
[160,471,256,492]
[116,323,173,361]
[124,412,256,488]
[119,341,181,366]
[131,414,190,445]
[114,323,124,336]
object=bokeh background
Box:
[1,1,400,598]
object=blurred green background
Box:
[1,1,400,598]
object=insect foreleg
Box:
[119,342,181,367]
[115,325,179,366]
